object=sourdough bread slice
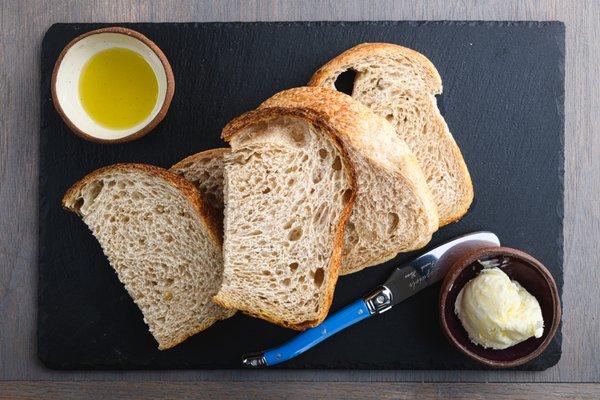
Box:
[309,43,473,225]
[62,163,234,350]
[214,107,356,329]
[170,148,230,224]
[260,87,439,274]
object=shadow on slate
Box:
[38,21,564,370]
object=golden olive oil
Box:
[79,47,158,129]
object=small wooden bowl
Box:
[439,247,561,368]
[51,27,175,143]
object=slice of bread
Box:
[309,43,473,225]
[214,107,356,329]
[260,87,439,274]
[62,163,234,350]
[170,148,230,225]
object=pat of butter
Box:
[454,267,544,350]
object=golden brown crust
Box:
[51,26,175,144]
[63,163,222,248]
[63,163,228,349]
[169,148,231,237]
[260,87,426,178]
[217,106,357,330]
[308,43,473,226]
[260,87,389,149]
[259,87,439,274]
[170,147,231,172]
[308,42,442,94]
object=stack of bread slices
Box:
[64,43,473,349]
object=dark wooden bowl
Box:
[439,246,561,368]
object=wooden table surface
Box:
[1,0,598,398]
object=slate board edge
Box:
[37,21,565,371]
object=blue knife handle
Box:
[242,300,372,367]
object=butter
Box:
[454,267,544,350]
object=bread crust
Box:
[427,117,474,225]
[309,42,443,94]
[260,87,439,274]
[308,43,473,225]
[63,163,223,249]
[62,163,231,349]
[170,148,230,235]
[170,147,231,172]
[217,106,357,330]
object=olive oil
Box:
[79,47,158,130]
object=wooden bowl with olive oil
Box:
[51,27,174,143]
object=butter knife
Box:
[241,231,500,367]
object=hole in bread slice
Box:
[334,69,357,96]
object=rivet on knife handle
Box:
[364,286,394,314]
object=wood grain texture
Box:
[0,382,599,400]
[0,0,598,393]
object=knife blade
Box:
[380,231,500,309]
[242,231,500,367]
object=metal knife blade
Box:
[242,231,501,367]
[383,231,500,307]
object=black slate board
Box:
[38,21,564,370]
